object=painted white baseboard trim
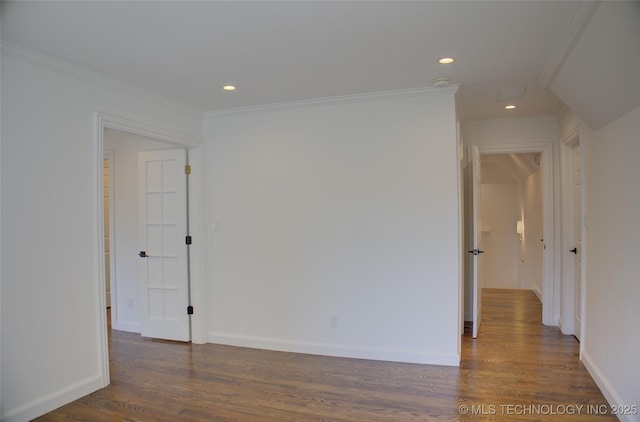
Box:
[115,320,141,333]
[208,332,460,367]
[582,351,638,422]
[532,284,542,301]
[1,374,104,422]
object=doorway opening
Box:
[103,130,191,340]
[464,143,554,339]
[94,112,205,388]
[479,153,543,294]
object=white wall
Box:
[204,89,461,366]
[480,183,520,288]
[0,55,201,421]
[581,105,640,415]
[103,130,178,333]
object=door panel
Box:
[138,149,190,342]
[573,147,582,340]
[471,145,484,338]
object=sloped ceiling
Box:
[545,1,640,130]
[481,154,539,185]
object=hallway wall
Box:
[581,105,640,415]
[480,183,520,288]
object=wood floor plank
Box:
[34,289,615,421]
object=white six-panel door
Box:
[138,149,190,341]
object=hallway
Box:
[461,289,613,419]
[36,290,614,421]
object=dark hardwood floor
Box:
[35,289,614,421]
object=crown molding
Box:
[539,1,600,88]
[1,40,460,122]
[97,112,202,147]
[560,124,580,146]
[204,85,459,120]
[1,41,202,118]
[463,116,557,127]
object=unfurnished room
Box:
[1,1,639,421]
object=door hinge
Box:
[185,165,192,175]
[185,235,192,245]
[187,305,194,315]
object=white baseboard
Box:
[532,284,542,301]
[582,351,639,422]
[207,332,460,367]
[115,320,141,333]
[1,374,105,422]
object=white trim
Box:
[207,332,460,367]
[577,125,589,348]
[539,1,600,88]
[464,116,557,127]
[456,121,464,356]
[114,321,141,333]
[559,127,580,337]
[101,113,202,147]
[204,85,459,119]
[1,374,104,422]
[0,28,3,415]
[474,143,556,327]
[581,352,637,422]
[186,146,207,344]
[93,114,110,388]
[93,112,207,385]
[1,41,201,118]
[531,284,542,301]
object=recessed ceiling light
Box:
[223,85,236,91]
[438,57,455,64]
[505,105,517,110]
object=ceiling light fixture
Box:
[223,85,236,91]
[505,105,517,110]
[438,57,455,64]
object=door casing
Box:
[468,142,556,327]
[560,126,586,352]
[93,112,205,387]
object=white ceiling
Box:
[1,1,584,119]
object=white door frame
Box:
[470,145,484,338]
[472,142,556,327]
[103,149,116,322]
[560,126,585,348]
[93,112,205,387]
